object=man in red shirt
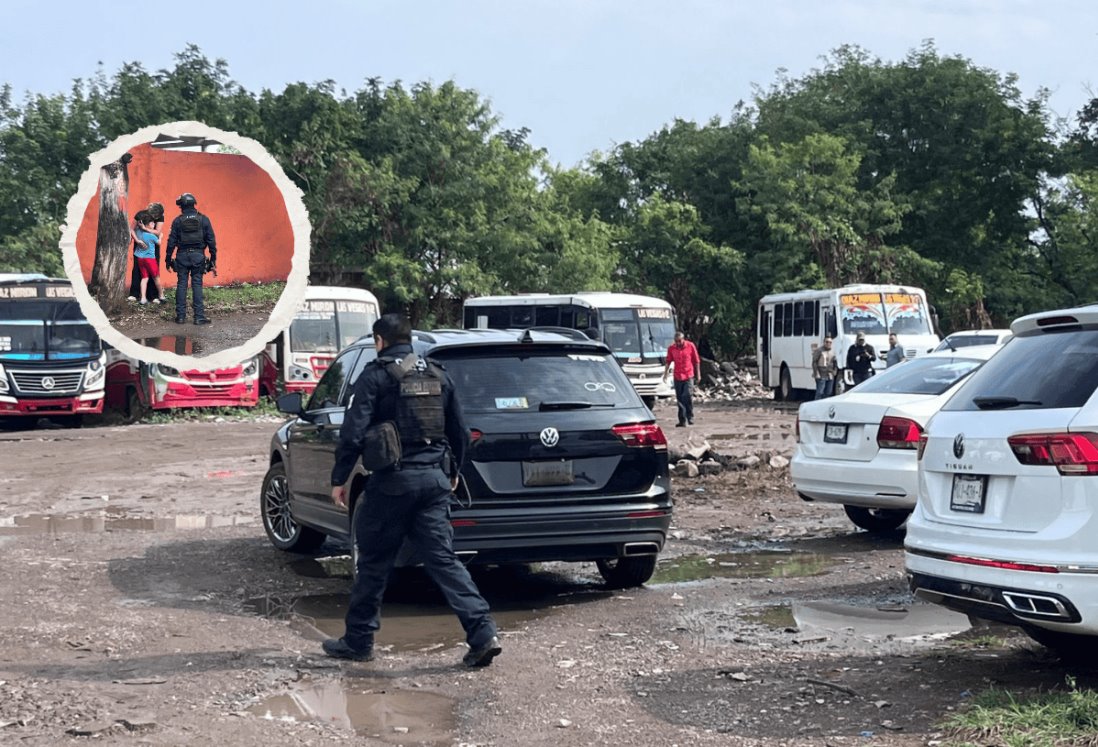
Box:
[662,330,702,427]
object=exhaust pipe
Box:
[1002,591,1073,619]
[623,542,660,556]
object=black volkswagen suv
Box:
[260,329,672,587]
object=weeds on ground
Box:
[945,676,1098,746]
[140,397,284,424]
[119,281,286,322]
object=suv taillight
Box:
[917,433,929,460]
[612,422,668,450]
[1008,432,1098,475]
[876,416,922,450]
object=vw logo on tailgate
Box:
[540,427,560,448]
[953,433,965,459]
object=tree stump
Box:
[88,153,133,314]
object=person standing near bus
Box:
[812,337,838,399]
[663,330,702,427]
[886,333,904,367]
[846,332,877,386]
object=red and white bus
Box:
[0,275,105,424]
[104,337,262,418]
[265,286,380,394]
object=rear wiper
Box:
[972,396,1043,410]
[538,401,617,411]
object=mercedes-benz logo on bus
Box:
[827,405,836,419]
[41,376,55,391]
[953,433,965,459]
[540,427,560,448]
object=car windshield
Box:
[851,356,985,396]
[599,309,642,359]
[943,328,1098,411]
[335,301,377,348]
[935,335,998,351]
[640,314,676,361]
[439,350,637,412]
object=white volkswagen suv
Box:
[906,306,1098,652]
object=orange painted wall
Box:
[75,143,295,287]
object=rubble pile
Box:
[668,436,790,478]
[695,359,772,401]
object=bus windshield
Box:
[841,292,931,336]
[884,293,932,335]
[289,300,378,353]
[0,321,100,361]
[597,307,676,363]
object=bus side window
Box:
[793,301,804,336]
[512,307,534,327]
[560,308,575,329]
[783,302,794,337]
[811,301,819,336]
[826,308,838,338]
[535,307,559,326]
[486,307,509,328]
[575,310,590,330]
[773,304,784,338]
[463,308,477,328]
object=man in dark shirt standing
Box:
[325,313,501,667]
[846,332,878,386]
[165,192,216,325]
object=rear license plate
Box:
[522,460,574,487]
[824,424,849,444]
[950,474,987,514]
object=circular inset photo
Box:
[60,121,309,373]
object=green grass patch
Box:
[945,677,1098,746]
[139,280,285,321]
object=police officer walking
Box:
[165,193,216,325]
[325,313,501,667]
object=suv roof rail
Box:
[524,326,594,341]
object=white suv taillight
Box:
[612,422,668,450]
[876,416,922,450]
[1008,432,1098,475]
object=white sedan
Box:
[791,346,1001,533]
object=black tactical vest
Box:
[179,212,205,247]
[383,355,446,447]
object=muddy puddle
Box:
[136,335,204,356]
[791,600,971,642]
[0,512,253,535]
[250,564,610,652]
[251,677,454,745]
[653,551,833,583]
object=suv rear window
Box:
[852,356,984,396]
[437,349,637,412]
[943,328,1098,411]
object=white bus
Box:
[463,292,677,403]
[757,284,939,400]
[265,286,380,394]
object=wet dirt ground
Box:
[0,399,1093,745]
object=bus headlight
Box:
[85,359,105,389]
[154,363,180,378]
[242,358,258,378]
[289,364,313,381]
[0,363,8,394]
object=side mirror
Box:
[276,391,305,416]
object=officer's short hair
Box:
[373,313,412,344]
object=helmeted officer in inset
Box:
[165,192,216,325]
[325,313,501,667]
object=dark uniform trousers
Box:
[175,249,206,319]
[343,466,497,652]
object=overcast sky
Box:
[2,0,1095,166]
